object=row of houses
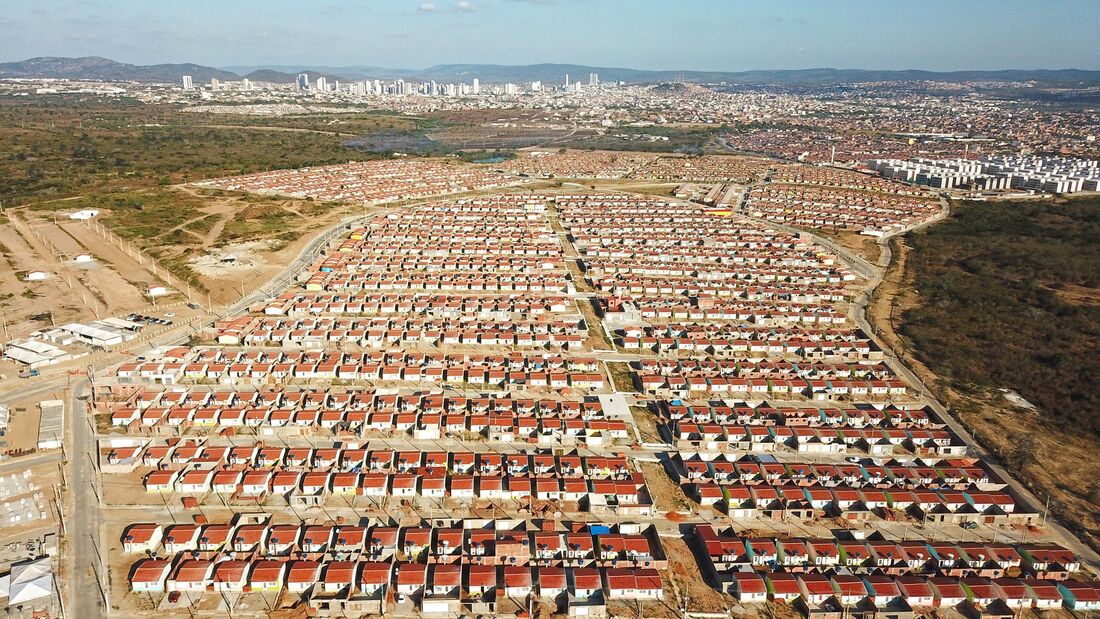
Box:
[255,292,574,319]
[589,275,848,303]
[671,422,963,455]
[119,446,637,480]
[210,315,588,349]
[695,527,1079,580]
[624,323,876,346]
[723,569,1099,615]
[662,402,935,429]
[675,455,993,489]
[583,260,852,288]
[138,347,602,370]
[688,482,1027,525]
[123,519,666,569]
[117,388,610,417]
[639,358,896,380]
[640,374,909,400]
[115,350,606,389]
[130,558,664,615]
[109,405,630,444]
[139,468,653,514]
[598,296,850,326]
[312,255,564,274]
[305,272,574,294]
[622,336,878,358]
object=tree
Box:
[1008,435,1037,470]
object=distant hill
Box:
[0,56,237,83]
[227,64,408,81]
[405,64,1100,86]
[3,56,1099,87]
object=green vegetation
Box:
[900,196,1100,435]
[564,124,730,154]
[0,96,419,206]
[182,214,221,236]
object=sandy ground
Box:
[189,240,274,280]
[40,221,149,311]
[0,212,181,341]
[163,185,361,304]
[2,399,43,453]
[0,217,100,335]
[819,229,883,264]
[61,219,163,290]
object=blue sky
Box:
[2,0,1098,71]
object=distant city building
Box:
[315,76,328,92]
[241,78,252,91]
[181,75,193,90]
[867,155,1100,193]
[472,78,480,95]
[209,77,220,91]
[589,72,599,87]
[295,73,309,91]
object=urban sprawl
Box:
[0,67,1097,619]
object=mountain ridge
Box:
[3,56,1099,86]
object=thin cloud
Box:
[455,1,476,12]
[418,2,437,13]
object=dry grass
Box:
[662,535,734,613]
[606,361,639,393]
[816,228,882,264]
[640,462,693,513]
[631,405,664,443]
[577,299,613,349]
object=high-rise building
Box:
[315,76,328,92]
[589,72,599,87]
[181,75,193,90]
[241,78,252,91]
[472,78,480,95]
[564,74,570,87]
[209,77,220,91]
[296,73,309,90]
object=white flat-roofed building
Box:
[2,339,76,367]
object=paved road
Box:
[68,379,106,616]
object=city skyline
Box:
[3,0,1100,72]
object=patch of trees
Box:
[900,197,1100,436]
